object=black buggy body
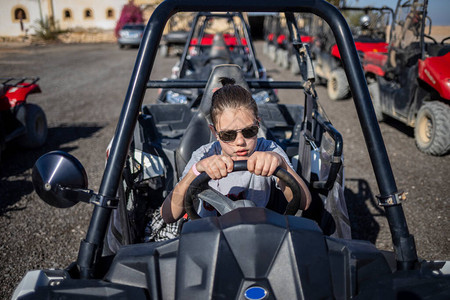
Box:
[13,0,450,299]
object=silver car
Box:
[118,24,145,48]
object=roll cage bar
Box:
[77,0,418,279]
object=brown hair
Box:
[210,77,258,126]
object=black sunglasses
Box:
[216,123,259,142]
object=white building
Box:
[0,0,129,37]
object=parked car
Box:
[363,0,450,156]
[118,23,145,49]
[13,0,450,299]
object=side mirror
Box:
[32,151,88,208]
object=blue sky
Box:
[346,0,449,25]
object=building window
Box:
[84,8,93,19]
[12,6,29,23]
[63,9,73,20]
[106,8,115,19]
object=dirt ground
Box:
[0,40,449,299]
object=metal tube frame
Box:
[77,0,418,278]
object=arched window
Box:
[12,6,29,23]
[63,9,72,20]
[106,8,115,19]
[15,8,27,20]
[84,8,93,19]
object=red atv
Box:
[311,6,393,100]
[363,0,450,156]
[0,77,47,160]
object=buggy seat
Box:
[175,64,250,178]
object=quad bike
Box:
[363,0,450,156]
[311,5,393,100]
[159,12,277,107]
[0,77,47,161]
[13,0,450,299]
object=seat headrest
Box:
[199,64,250,123]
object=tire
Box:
[280,50,290,69]
[17,103,48,148]
[368,81,385,121]
[275,48,284,66]
[262,42,269,55]
[290,55,300,74]
[414,101,450,156]
[327,68,350,100]
[268,45,277,62]
[119,43,124,49]
[160,44,168,57]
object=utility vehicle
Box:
[363,0,450,156]
[311,5,393,100]
[13,0,450,299]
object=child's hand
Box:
[195,155,234,180]
[245,151,285,176]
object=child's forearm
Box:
[280,159,312,210]
[160,169,197,223]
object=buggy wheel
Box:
[160,44,169,57]
[414,101,450,156]
[290,55,300,74]
[368,81,385,121]
[280,49,290,69]
[327,68,349,100]
[17,103,48,148]
[268,45,277,61]
[262,42,269,55]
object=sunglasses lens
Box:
[219,131,237,142]
[242,125,259,138]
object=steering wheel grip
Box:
[184,160,305,220]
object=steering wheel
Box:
[441,36,450,45]
[424,34,438,44]
[184,160,305,220]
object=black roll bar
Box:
[147,79,305,89]
[77,0,417,279]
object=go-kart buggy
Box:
[311,5,393,100]
[0,77,47,161]
[13,0,450,299]
[363,0,450,156]
[262,13,314,74]
[158,12,278,107]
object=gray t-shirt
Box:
[181,138,293,217]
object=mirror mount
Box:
[54,185,119,209]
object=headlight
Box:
[252,91,270,103]
[166,91,188,104]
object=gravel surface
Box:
[1,41,449,299]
